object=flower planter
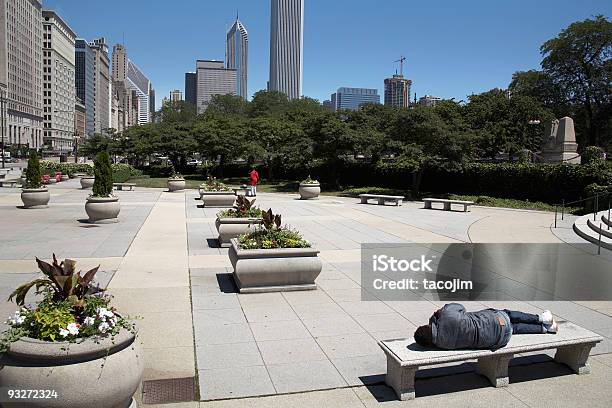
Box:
[167,178,186,192]
[21,187,50,208]
[199,190,236,207]
[60,174,69,181]
[80,176,95,189]
[85,196,120,223]
[299,182,321,199]
[216,217,263,247]
[0,329,143,408]
[228,239,322,293]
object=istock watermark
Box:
[361,243,612,301]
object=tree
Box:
[247,91,289,117]
[79,133,111,157]
[92,151,113,197]
[540,15,612,147]
[206,94,248,117]
[158,101,197,123]
[25,151,42,188]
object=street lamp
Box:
[0,83,7,169]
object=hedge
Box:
[37,161,141,183]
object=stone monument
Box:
[540,116,581,164]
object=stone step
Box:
[603,214,612,228]
[587,218,612,240]
[572,214,612,251]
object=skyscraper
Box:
[0,0,44,149]
[90,37,110,132]
[418,95,442,107]
[184,72,197,106]
[226,16,248,99]
[330,87,380,112]
[195,60,236,114]
[384,74,411,108]
[269,0,304,100]
[42,10,76,153]
[112,44,151,125]
[75,39,95,136]
[170,90,183,102]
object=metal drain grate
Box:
[142,377,196,404]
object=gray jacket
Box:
[430,303,510,350]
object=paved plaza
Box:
[1,180,611,407]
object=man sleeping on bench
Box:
[413,303,558,350]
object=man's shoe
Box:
[541,310,553,325]
[546,319,558,334]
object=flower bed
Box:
[216,197,264,247]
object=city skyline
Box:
[36,0,612,108]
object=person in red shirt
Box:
[249,168,259,196]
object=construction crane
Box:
[394,56,406,76]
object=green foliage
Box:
[582,146,606,165]
[92,152,113,197]
[25,151,43,188]
[111,163,140,183]
[449,195,581,214]
[301,175,319,184]
[40,161,93,177]
[218,196,263,219]
[238,209,310,249]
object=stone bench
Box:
[0,180,19,188]
[359,194,404,206]
[379,321,602,401]
[113,183,136,191]
[423,198,474,212]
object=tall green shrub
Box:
[92,152,113,197]
[25,151,42,189]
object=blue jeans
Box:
[503,309,545,334]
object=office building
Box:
[74,98,86,140]
[384,74,411,108]
[322,100,333,111]
[269,0,304,100]
[185,72,197,105]
[149,85,155,114]
[330,87,379,111]
[112,44,151,125]
[0,0,44,149]
[75,39,95,136]
[42,10,76,153]
[90,37,110,133]
[170,90,183,102]
[112,81,139,132]
[226,16,248,99]
[195,60,236,113]
[419,94,442,107]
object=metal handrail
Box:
[554,190,611,228]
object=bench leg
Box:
[385,355,417,400]
[360,197,368,204]
[423,201,431,209]
[396,199,402,206]
[377,198,385,205]
[477,354,513,387]
[554,343,595,374]
[443,202,451,211]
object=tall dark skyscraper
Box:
[185,72,197,106]
[75,39,95,136]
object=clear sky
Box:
[45,0,611,108]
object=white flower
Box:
[67,322,80,335]
[96,307,114,319]
[7,311,25,326]
[83,317,95,326]
[59,328,69,337]
[98,322,110,333]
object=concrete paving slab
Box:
[199,366,275,400]
[249,320,312,342]
[197,342,264,369]
[258,338,328,365]
[266,360,347,393]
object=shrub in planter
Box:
[85,152,120,223]
[199,176,235,207]
[0,255,143,408]
[21,151,50,209]
[216,196,264,246]
[230,209,321,292]
[299,175,321,199]
[167,166,186,192]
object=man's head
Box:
[414,325,433,347]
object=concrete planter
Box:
[0,329,143,408]
[80,176,95,189]
[199,190,236,208]
[85,195,120,223]
[215,217,263,247]
[229,239,322,293]
[21,187,50,208]
[60,174,69,181]
[167,178,186,192]
[299,183,320,199]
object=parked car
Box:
[187,159,202,166]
